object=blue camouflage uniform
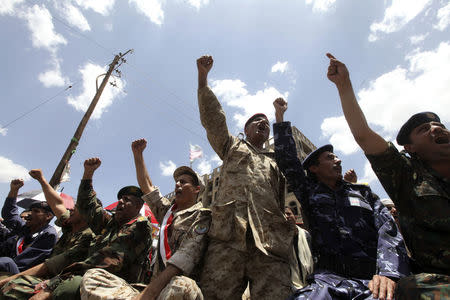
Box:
[273,122,410,299]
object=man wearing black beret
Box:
[326,52,450,299]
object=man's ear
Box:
[309,165,318,174]
[404,144,415,154]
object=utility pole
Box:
[49,50,132,188]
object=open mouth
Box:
[435,136,449,144]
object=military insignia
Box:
[194,223,209,234]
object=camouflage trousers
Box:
[80,268,203,300]
[0,275,43,300]
[199,239,292,300]
[395,273,450,300]
[287,271,374,300]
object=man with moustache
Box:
[273,98,409,300]
[197,55,294,299]
[326,52,450,299]
[79,139,210,300]
[0,169,94,300]
[0,179,57,275]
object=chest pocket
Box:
[347,192,373,212]
[226,148,251,174]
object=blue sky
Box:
[1,0,449,208]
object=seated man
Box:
[16,158,152,300]
[0,169,94,299]
[326,52,450,299]
[0,179,57,275]
[80,139,210,300]
[273,98,410,300]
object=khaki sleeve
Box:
[142,187,172,224]
[198,86,233,159]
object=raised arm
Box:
[29,169,66,219]
[326,53,388,155]
[2,179,25,230]
[131,139,155,195]
[197,55,233,159]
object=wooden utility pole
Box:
[49,50,132,188]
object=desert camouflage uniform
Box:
[273,122,410,299]
[0,210,94,300]
[198,86,294,300]
[366,142,450,299]
[47,179,152,300]
[80,207,211,300]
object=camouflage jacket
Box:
[366,142,450,275]
[142,188,209,280]
[274,122,410,279]
[44,210,95,276]
[60,179,152,283]
[198,86,294,260]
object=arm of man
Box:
[29,169,66,219]
[368,191,410,300]
[326,53,388,155]
[0,262,50,289]
[134,264,182,300]
[132,139,155,195]
[1,179,25,231]
[197,55,234,159]
[76,158,111,235]
[273,99,311,210]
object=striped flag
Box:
[189,144,203,162]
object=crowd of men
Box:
[0,54,448,300]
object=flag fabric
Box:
[189,144,203,162]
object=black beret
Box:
[396,112,440,145]
[303,144,334,170]
[29,201,54,215]
[244,113,269,129]
[117,186,144,201]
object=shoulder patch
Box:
[194,223,209,235]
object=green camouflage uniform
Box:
[0,210,95,300]
[48,179,152,300]
[366,142,450,299]
[79,205,211,300]
[198,86,294,300]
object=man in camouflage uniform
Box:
[0,169,94,300]
[196,56,294,299]
[79,139,210,300]
[17,157,152,300]
[273,98,410,300]
[326,52,450,299]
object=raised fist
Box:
[273,98,288,114]
[132,139,147,155]
[344,169,357,183]
[29,169,45,182]
[84,157,101,172]
[10,179,24,191]
[326,53,350,87]
[197,55,214,76]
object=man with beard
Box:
[0,179,57,275]
[19,158,152,300]
[196,55,294,299]
[326,52,450,299]
[273,98,410,300]
[0,169,94,300]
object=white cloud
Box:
[271,61,289,73]
[75,0,115,16]
[67,62,125,119]
[368,0,432,42]
[129,0,164,26]
[0,0,24,15]
[360,161,377,184]
[434,2,450,31]
[409,33,428,45]
[0,156,30,183]
[211,79,288,129]
[57,1,91,31]
[21,5,67,53]
[160,160,176,176]
[38,57,68,87]
[0,126,7,136]
[321,41,450,154]
[305,0,336,13]
[105,23,113,31]
[194,154,222,175]
[186,0,209,10]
